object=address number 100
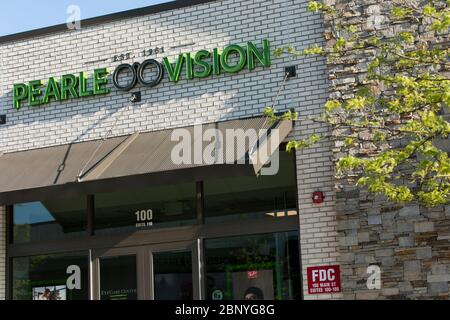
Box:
[135,209,153,222]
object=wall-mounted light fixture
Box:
[130,91,141,103]
[285,65,297,79]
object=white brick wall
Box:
[0,0,341,299]
[292,121,343,300]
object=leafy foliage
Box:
[267,0,450,207]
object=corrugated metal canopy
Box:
[0,136,127,194]
[0,117,292,201]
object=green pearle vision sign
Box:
[12,39,271,110]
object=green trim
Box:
[224,262,275,300]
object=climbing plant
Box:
[265,0,450,207]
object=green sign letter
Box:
[220,44,247,73]
[13,83,28,110]
[185,53,194,80]
[61,74,79,100]
[79,72,93,97]
[212,48,221,76]
[28,80,44,107]
[42,77,61,104]
[193,50,212,78]
[163,54,185,83]
[93,68,110,95]
[247,39,271,70]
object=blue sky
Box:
[0,0,170,36]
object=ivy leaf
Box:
[268,1,450,207]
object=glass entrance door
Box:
[94,247,144,300]
[93,243,195,300]
[99,255,138,300]
[152,250,193,300]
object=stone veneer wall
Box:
[323,0,450,299]
[337,189,450,299]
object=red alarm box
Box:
[312,191,325,204]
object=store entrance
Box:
[93,242,194,300]
[8,150,302,300]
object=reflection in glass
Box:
[100,255,137,300]
[94,183,196,235]
[205,232,301,300]
[12,252,89,300]
[153,251,193,300]
[204,151,297,223]
[13,197,87,243]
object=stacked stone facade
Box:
[323,0,450,299]
[336,189,450,299]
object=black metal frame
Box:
[292,147,304,301]
[5,151,301,300]
[91,240,196,299]
[5,206,11,300]
[0,163,256,205]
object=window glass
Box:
[13,197,87,243]
[94,183,196,235]
[12,251,89,300]
[100,255,137,300]
[153,251,193,300]
[205,231,301,300]
[204,151,297,223]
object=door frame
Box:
[91,240,196,300]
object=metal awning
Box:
[0,117,292,204]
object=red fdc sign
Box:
[307,265,341,294]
